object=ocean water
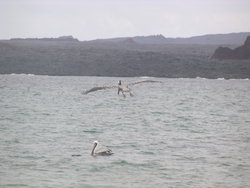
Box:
[0,74,250,188]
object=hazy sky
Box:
[1,0,250,40]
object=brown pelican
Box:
[84,80,161,97]
[91,141,113,156]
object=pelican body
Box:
[84,79,161,97]
[91,141,113,156]
[117,80,134,97]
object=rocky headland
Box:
[212,36,250,59]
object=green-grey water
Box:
[0,74,250,188]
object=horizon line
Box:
[1,31,250,41]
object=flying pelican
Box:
[84,80,161,97]
[91,141,113,156]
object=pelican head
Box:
[118,80,122,85]
[93,140,99,144]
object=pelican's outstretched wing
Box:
[127,80,161,86]
[84,85,118,94]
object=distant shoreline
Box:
[1,32,250,79]
[1,73,249,80]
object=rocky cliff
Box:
[212,36,250,59]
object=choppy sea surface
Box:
[0,74,250,188]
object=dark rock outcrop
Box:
[244,36,250,46]
[212,36,250,59]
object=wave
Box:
[138,76,157,79]
[217,78,225,80]
[9,73,36,76]
[216,78,249,81]
[111,160,150,167]
[195,77,208,80]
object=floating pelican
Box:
[84,80,161,97]
[91,141,113,156]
